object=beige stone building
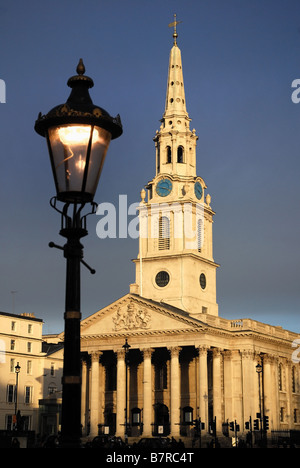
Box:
[0,311,44,433]
[0,311,63,440]
[76,27,300,446]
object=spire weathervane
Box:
[168,13,182,45]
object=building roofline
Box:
[0,311,43,322]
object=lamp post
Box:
[123,338,131,442]
[35,59,122,447]
[14,362,21,427]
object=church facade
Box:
[75,26,299,446]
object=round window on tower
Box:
[155,271,170,287]
[199,273,206,290]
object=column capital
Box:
[212,347,222,357]
[262,353,276,365]
[141,348,154,359]
[197,345,209,356]
[241,350,255,360]
[90,350,102,363]
[116,348,126,359]
[223,350,232,359]
[168,346,181,357]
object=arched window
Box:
[177,145,184,163]
[166,146,171,163]
[159,216,170,250]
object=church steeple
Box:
[130,18,219,319]
[153,16,197,178]
[163,15,188,121]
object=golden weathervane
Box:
[168,13,182,45]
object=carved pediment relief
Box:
[80,294,203,338]
[112,303,151,331]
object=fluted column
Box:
[285,359,292,430]
[198,346,208,427]
[116,349,126,437]
[241,350,255,423]
[212,348,222,433]
[263,354,274,429]
[169,346,181,437]
[142,348,153,436]
[90,351,101,437]
[223,350,232,422]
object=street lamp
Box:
[14,362,21,421]
[123,338,131,442]
[35,59,122,447]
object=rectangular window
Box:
[132,410,141,426]
[294,409,298,423]
[27,342,32,353]
[50,363,55,376]
[28,324,32,334]
[11,321,16,331]
[24,386,32,404]
[7,384,15,403]
[6,415,13,431]
[10,359,15,373]
[27,360,32,375]
[10,340,15,351]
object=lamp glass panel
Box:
[48,124,111,198]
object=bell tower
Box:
[130,17,219,318]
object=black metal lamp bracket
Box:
[49,197,97,274]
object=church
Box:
[58,24,299,446]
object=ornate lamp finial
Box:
[76,58,85,75]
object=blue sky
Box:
[0,0,299,334]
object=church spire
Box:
[153,16,196,177]
[164,15,188,121]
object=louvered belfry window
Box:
[197,219,203,252]
[159,215,170,250]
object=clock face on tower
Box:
[194,181,203,200]
[156,178,173,197]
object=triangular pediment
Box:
[80,294,205,338]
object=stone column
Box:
[241,350,255,424]
[198,346,208,427]
[212,348,222,433]
[169,346,181,437]
[90,351,101,437]
[263,354,274,430]
[142,348,153,436]
[223,350,232,422]
[262,354,273,425]
[285,359,292,430]
[116,348,126,437]
[231,350,243,424]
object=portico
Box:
[78,294,299,444]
